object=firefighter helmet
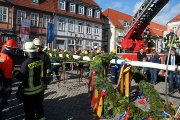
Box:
[96,50,101,54]
[23,42,37,58]
[4,39,18,48]
[33,38,42,46]
[111,49,116,54]
[84,51,88,55]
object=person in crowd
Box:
[164,29,180,50]
[140,57,148,78]
[149,50,161,85]
[14,42,46,120]
[165,48,180,95]
[33,38,51,93]
[143,28,155,53]
[137,48,147,61]
[1,39,18,109]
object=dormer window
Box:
[87,8,92,17]
[95,10,100,18]
[70,3,75,13]
[31,0,39,4]
[59,0,66,10]
[79,6,84,15]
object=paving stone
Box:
[2,71,180,120]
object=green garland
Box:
[91,60,176,119]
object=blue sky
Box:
[94,0,180,26]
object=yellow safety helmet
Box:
[111,49,116,53]
[64,50,67,52]
[96,50,100,54]
[84,51,88,55]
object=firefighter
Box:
[95,49,101,56]
[143,28,155,53]
[83,50,90,78]
[33,38,51,91]
[50,49,61,81]
[110,49,119,84]
[13,42,46,120]
[0,53,12,119]
[1,39,18,108]
[164,29,180,50]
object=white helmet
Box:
[23,42,37,58]
[23,42,36,52]
[33,38,42,46]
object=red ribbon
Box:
[124,107,130,120]
[138,97,148,104]
[95,88,106,112]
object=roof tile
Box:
[10,0,103,23]
[168,14,180,23]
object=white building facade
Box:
[53,0,103,51]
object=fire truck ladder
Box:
[123,0,169,37]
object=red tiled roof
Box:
[147,22,166,37]
[168,14,180,23]
[10,0,55,12]
[103,8,132,28]
[10,0,103,23]
[103,8,166,36]
[76,0,99,7]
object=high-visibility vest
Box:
[24,60,44,95]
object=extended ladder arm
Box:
[121,0,169,52]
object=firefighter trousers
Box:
[23,91,45,120]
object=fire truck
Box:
[116,0,170,75]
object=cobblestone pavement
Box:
[2,71,180,120]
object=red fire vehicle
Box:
[116,0,170,75]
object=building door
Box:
[56,40,65,50]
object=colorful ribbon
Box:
[138,96,149,104]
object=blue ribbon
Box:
[137,91,142,99]
[119,111,126,120]
[111,114,115,118]
[162,111,171,118]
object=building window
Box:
[68,20,74,32]
[78,22,83,33]
[87,23,91,34]
[30,12,39,27]
[95,10,100,18]
[0,6,8,22]
[42,15,50,28]
[87,8,92,17]
[70,3,75,13]
[58,18,65,31]
[94,25,99,35]
[86,41,92,50]
[79,6,84,15]
[59,0,66,10]
[16,10,26,24]
[31,0,39,4]
[68,40,75,50]
[76,40,82,46]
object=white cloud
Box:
[107,2,122,9]
[123,6,131,11]
[133,0,143,14]
[153,3,180,25]
[132,0,180,26]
